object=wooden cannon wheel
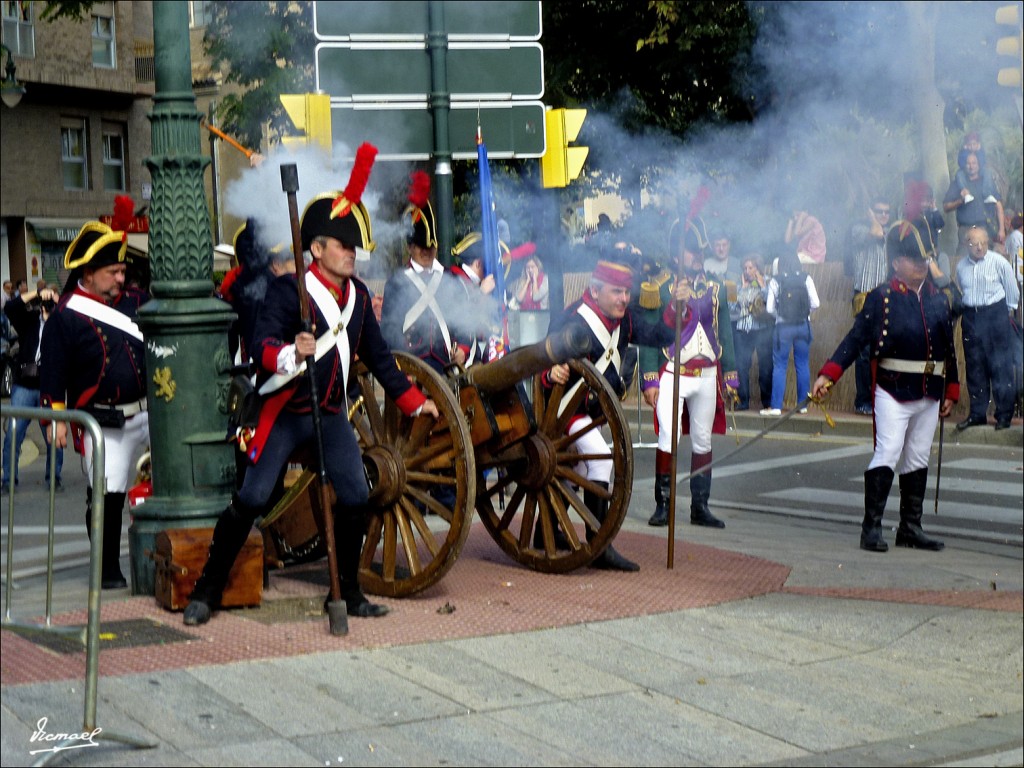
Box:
[475,359,633,573]
[351,352,475,597]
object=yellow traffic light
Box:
[995,4,1022,88]
[541,108,589,189]
[279,93,332,152]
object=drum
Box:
[258,469,328,567]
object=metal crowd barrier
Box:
[1,406,154,765]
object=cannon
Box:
[261,324,635,598]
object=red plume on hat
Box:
[408,170,431,210]
[112,195,134,234]
[902,180,931,221]
[342,142,377,206]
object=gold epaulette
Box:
[639,270,672,309]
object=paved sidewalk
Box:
[2,504,1021,767]
[1,408,1021,766]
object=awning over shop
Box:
[25,218,88,243]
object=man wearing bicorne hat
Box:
[183,144,439,627]
[639,216,738,531]
[544,245,685,571]
[40,196,148,589]
[450,231,508,365]
[380,171,476,373]
[812,215,960,553]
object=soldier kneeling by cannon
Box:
[543,246,688,571]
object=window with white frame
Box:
[61,119,89,191]
[1,1,35,57]
[92,11,115,68]
[102,125,126,192]
[189,1,214,28]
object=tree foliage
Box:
[203,1,316,151]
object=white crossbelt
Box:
[66,293,144,342]
[402,269,453,360]
[558,304,620,417]
[878,358,945,376]
[259,273,356,396]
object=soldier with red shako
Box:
[183,145,439,627]
[545,244,685,572]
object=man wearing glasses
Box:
[955,227,1020,431]
[845,199,892,415]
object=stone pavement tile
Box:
[299,712,581,767]
[186,656,387,739]
[436,631,640,699]
[269,651,471,727]
[491,690,808,766]
[98,670,275,752]
[186,738,323,767]
[365,642,558,712]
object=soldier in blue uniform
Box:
[380,172,475,373]
[184,145,439,626]
[812,215,959,553]
[545,248,685,571]
[639,217,738,531]
[41,211,149,589]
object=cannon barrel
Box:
[464,323,591,395]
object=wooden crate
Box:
[152,527,263,611]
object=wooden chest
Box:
[152,527,263,611]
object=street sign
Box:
[314,1,541,42]
[331,101,546,161]
[316,42,544,102]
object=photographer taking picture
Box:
[2,284,63,493]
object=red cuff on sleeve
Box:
[944,382,960,403]
[819,361,844,383]
[394,386,427,416]
[262,344,285,374]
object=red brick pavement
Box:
[2,525,1020,688]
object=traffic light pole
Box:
[428,0,454,264]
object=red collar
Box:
[581,291,621,331]
[309,263,349,304]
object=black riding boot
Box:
[183,495,260,626]
[648,473,671,527]
[335,508,389,618]
[85,488,129,589]
[895,468,944,551]
[586,481,639,572]
[861,467,894,552]
[689,472,725,529]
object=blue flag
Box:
[477,125,508,359]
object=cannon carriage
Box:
[261,325,635,597]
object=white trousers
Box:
[568,416,613,484]
[655,368,718,455]
[868,388,937,474]
[82,411,150,493]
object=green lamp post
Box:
[129,1,237,594]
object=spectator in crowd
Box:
[511,254,549,311]
[904,182,953,291]
[784,209,826,265]
[761,249,819,416]
[954,226,1020,431]
[732,254,773,411]
[846,198,892,415]
[943,152,1004,256]
[3,285,64,493]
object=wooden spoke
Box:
[475,359,633,574]
[356,352,474,597]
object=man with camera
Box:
[2,284,63,494]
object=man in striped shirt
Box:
[955,226,1020,431]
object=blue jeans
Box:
[734,325,773,409]
[2,384,63,485]
[771,321,812,410]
